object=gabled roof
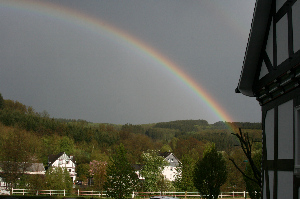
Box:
[48,152,65,164]
[48,152,74,165]
[237,0,272,96]
[159,152,173,158]
[159,152,181,167]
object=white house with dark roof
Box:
[236,0,300,198]
[133,152,181,182]
[159,152,181,181]
[48,152,76,182]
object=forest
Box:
[0,93,262,192]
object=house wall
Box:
[162,166,177,182]
[258,1,300,198]
[162,153,180,181]
[258,0,300,80]
[51,153,76,182]
[293,1,300,52]
[262,89,300,199]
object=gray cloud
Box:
[0,0,260,124]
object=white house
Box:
[133,152,181,182]
[48,152,76,182]
[236,0,300,198]
[159,152,181,181]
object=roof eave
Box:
[237,0,272,97]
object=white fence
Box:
[11,189,249,198]
[12,189,107,197]
[136,191,249,198]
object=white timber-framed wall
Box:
[48,152,76,182]
[236,0,300,198]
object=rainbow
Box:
[1,0,237,131]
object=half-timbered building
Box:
[236,0,300,198]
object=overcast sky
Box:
[0,0,260,125]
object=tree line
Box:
[0,93,262,198]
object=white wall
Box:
[266,18,274,66]
[162,166,177,181]
[293,0,300,52]
[265,109,275,160]
[277,171,293,199]
[51,153,76,182]
[276,0,286,12]
[277,13,289,65]
[278,100,293,159]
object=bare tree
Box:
[229,128,261,186]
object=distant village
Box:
[0,151,180,188]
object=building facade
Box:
[160,152,181,181]
[48,152,76,182]
[237,0,300,198]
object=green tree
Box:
[160,144,172,153]
[174,154,197,191]
[104,144,138,199]
[0,129,40,188]
[44,167,73,192]
[59,136,75,155]
[193,143,227,199]
[76,163,90,182]
[140,150,168,191]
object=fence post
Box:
[12,188,13,195]
[185,191,187,199]
[233,191,234,198]
[78,189,79,196]
[244,191,246,198]
[64,189,65,196]
[220,192,222,198]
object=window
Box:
[295,106,300,175]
